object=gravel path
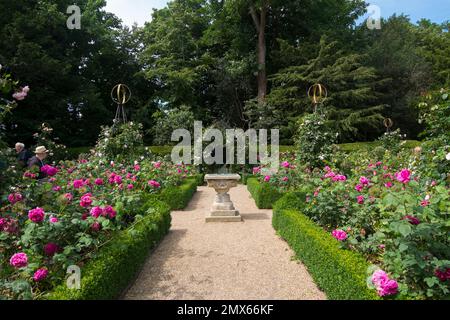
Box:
[123,185,326,300]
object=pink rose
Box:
[395,169,411,184]
[95,178,104,186]
[384,181,393,188]
[357,195,365,204]
[377,279,399,297]
[10,253,28,269]
[371,270,389,287]
[355,184,363,192]
[127,184,134,190]
[73,179,84,189]
[281,161,290,168]
[49,216,59,224]
[41,165,58,176]
[252,167,261,174]
[44,243,59,256]
[33,268,48,282]
[52,186,61,192]
[148,180,161,188]
[264,176,271,182]
[282,177,289,182]
[359,176,370,185]
[90,206,103,218]
[332,229,348,241]
[28,207,45,223]
[8,193,23,204]
[80,193,93,208]
[153,162,161,169]
[64,193,73,202]
[91,221,101,232]
[403,215,420,225]
[103,206,117,219]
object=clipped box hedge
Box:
[247,177,283,209]
[273,195,379,300]
[151,177,199,210]
[47,177,200,300]
[47,199,171,300]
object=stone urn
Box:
[204,174,241,222]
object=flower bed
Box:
[273,204,379,300]
[47,199,171,300]
[0,158,199,300]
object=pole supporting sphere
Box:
[111,84,131,124]
[384,117,394,133]
[308,83,327,113]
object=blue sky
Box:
[105,0,450,27]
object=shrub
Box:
[47,200,171,300]
[272,208,379,300]
[295,113,337,168]
[148,178,198,210]
[247,178,283,209]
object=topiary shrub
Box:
[247,177,283,209]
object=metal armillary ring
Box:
[111,84,131,124]
[308,83,328,112]
[384,118,394,133]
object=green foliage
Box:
[377,129,407,155]
[295,112,337,168]
[46,200,171,300]
[93,122,145,162]
[247,177,283,209]
[268,37,386,142]
[152,106,195,146]
[272,209,379,300]
[33,123,68,162]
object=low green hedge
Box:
[247,177,283,209]
[47,199,171,300]
[272,204,379,300]
[150,177,198,210]
[338,140,421,153]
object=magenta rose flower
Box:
[103,205,117,219]
[332,229,348,241]
[281,161,290,168]
[73,179,84,189]
[33,268,48,282]
[355,184,363,192]
[95,178,104,186]
[10,253,28,269]
[377,279,399,297]
[359,176,370,185]
[49,216,59,224]
[90,206,103,218]
[264,176,271,182]
[44,243,60,256]
[153,162,161,169]
[91,221,101,232]
[148,180,161,188]
[357,195,365,204]
[252,167,261,174]
[403,215,420,225]
[395,169,411,184]
[80,193,93,208]
[41,165,58,176]
[28,207,45,223]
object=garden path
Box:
[123,185,326,300]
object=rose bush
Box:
[0,157,196,299]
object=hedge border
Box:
[150,177,199,210]
[247,177,283,209]
[272,194,379,300]
[46,177,200,300]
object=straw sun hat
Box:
[34,146,49,154]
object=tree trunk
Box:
[250,3,268,104]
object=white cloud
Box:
[105,0,168,27]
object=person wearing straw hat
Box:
[28,146,49,179]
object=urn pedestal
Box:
[204,174,241,222]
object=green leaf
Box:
[398,224,412,237]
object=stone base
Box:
[205,213,242,223]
